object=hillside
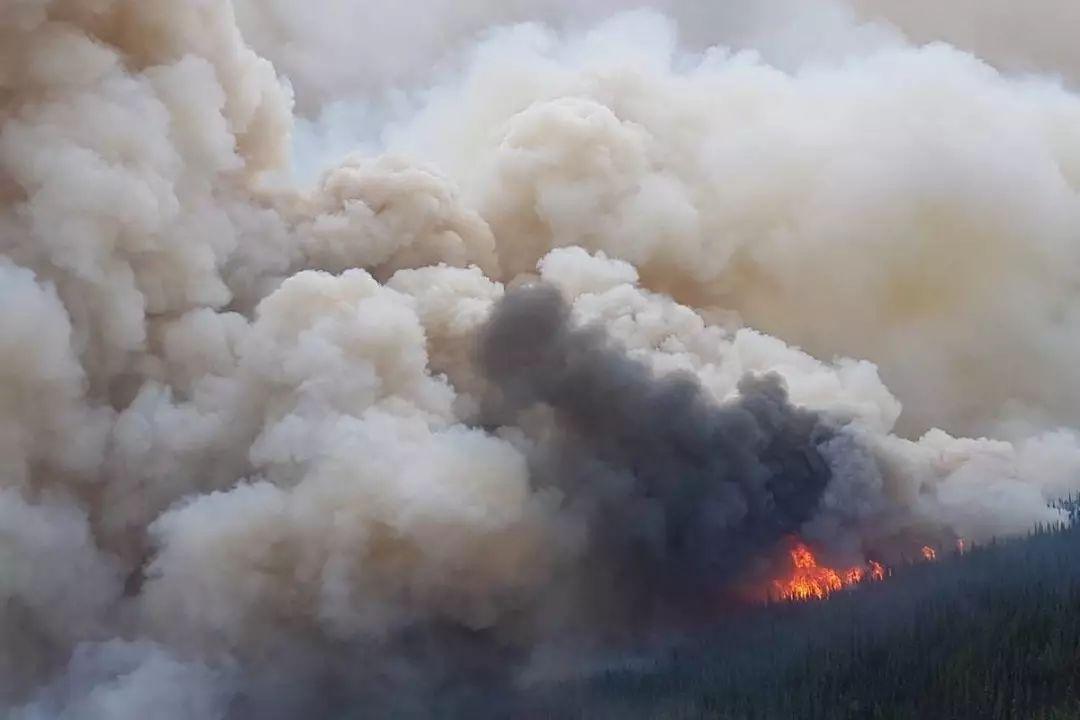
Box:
[534,512,1080,719]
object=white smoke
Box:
[382,11,1080,438]
[853,0,1080,87]
[4,0,1080,714]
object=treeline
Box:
[531,508,1080,719]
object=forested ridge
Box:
[532,504,1080,719]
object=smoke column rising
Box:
[478,283,840,625]
[2,0,1080,716]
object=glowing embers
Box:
[771,539,885,602]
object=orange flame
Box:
[772,541,885,602]
[921,545,937,561]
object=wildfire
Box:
[771,538,956,602]
[771,540,886,602]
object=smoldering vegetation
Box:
[530,505,1080,720]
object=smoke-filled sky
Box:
[4,1,1080,717]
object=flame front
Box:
[772,540,886,601]
[771,538,953,602]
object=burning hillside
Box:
[771,539,887,602]
[3,1,1080,717]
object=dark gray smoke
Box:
[478,284,843,627]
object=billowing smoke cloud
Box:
[234,0,891,108]
[852,0,1080,88]
[3,0,1080,716]
[384,11,1080,440]
[478,283,838,623]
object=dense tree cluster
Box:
[534,503,1080,719]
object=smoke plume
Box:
[3,0,1080,716]
[478,283,839,624]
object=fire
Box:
[771,540,885,602]
[771,539,951,602]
